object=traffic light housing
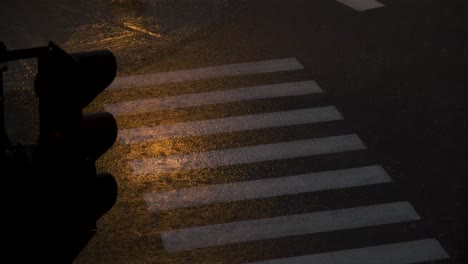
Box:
[33,42,119,261]
[1,41,119,262]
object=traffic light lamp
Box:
[1,41,119,262]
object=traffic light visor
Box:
[35,43,117,109]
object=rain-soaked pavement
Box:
[2,0,468,263]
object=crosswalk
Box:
[129,134,366,175]
[161,201,420,252]
[247,239,449,264]
[143,165,391,212]
[104,58,449,263]
[117,107,343,144]
[335,0,384,11]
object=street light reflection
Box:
[123,21,162,39]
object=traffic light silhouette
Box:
[0,41,119,263]
[31,42,119,262]
[0,42,118,263]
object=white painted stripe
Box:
[104,80,322,116]
[129,134,366,175]
[144,165,391,211]
[119,106,343,144]
[246,239,449,264]
[160,202,420,252]
[109,58,303,90]
[336,0,384,11]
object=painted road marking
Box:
[108,58,304,90]
[336,0,384,11]
[118,106,343,144]
[144,165,391,211]
[246,239,449,264]
[104,80,322,116]
[129,134,366,175]
[160,201,420,252]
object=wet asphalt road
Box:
[2,0,468,263]
[1,0,229,145]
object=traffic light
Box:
[30,41,119,262]
[1,41,118,262]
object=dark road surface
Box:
[2,0,467,263]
